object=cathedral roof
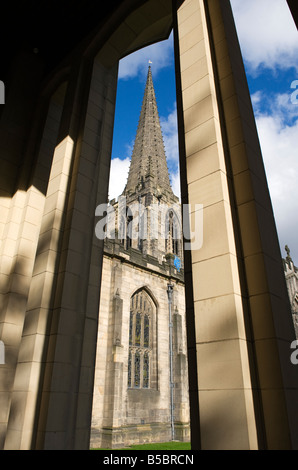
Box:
[122,65,175,200]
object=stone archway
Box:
[1,0,298,450]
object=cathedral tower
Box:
[283,246,298,337]
[118,65,181,261]
[90,66,189,448]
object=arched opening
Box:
[128,288,156,390]
[2,0,297,452]
[165,208,182,257]
[90,25,192,446]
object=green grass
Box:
[93,441,191,451]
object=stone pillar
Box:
[100,265,125,448]
[174,0,298,450]
[0,51,59,449]
[4,55,118,450]
[173,308,190,441]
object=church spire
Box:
[123,66,174,199]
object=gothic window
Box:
[172,221,179,255]
[165,209,181,256]
[135,313,141,346]
[134,351,141,388]
[138,206,147,253]
[129,313,133,346]
[128,351,132,388]
[126,213,133,249]
[143,352,149,389]
[119,209,133,250]
[128,289,155,389]
[119,216,126,246]
[144,315,149,348]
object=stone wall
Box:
[91,253,189,448]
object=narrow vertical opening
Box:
[91,31,192,449]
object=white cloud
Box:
[230,0,298,73]
[160,106,179,164]
[118,33,174,80]
[252,94,298,260]
[251,91,263,108]
[108,157,130,201]
[170,168,181,200]
[230,0,298,260]
[160,105,181,198]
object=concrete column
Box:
[4,55,118,450]
[212,0,298,450]
[99,264,125,448]
[0,53,62,449]
[174,0,298,449]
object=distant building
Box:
[90,66,190,449]
[90,64,298,450]
[283,246,298,338]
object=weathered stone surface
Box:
[91,67,190,449]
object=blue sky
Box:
[109,0,298,262]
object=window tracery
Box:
[165,209,181,256]
[128,289,154,389]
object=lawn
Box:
[93,441,191,451]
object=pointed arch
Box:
[165,207,182,257]
[130,285,159,309]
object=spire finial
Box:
[285,245,292,261]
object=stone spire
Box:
[123,66,175,200]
